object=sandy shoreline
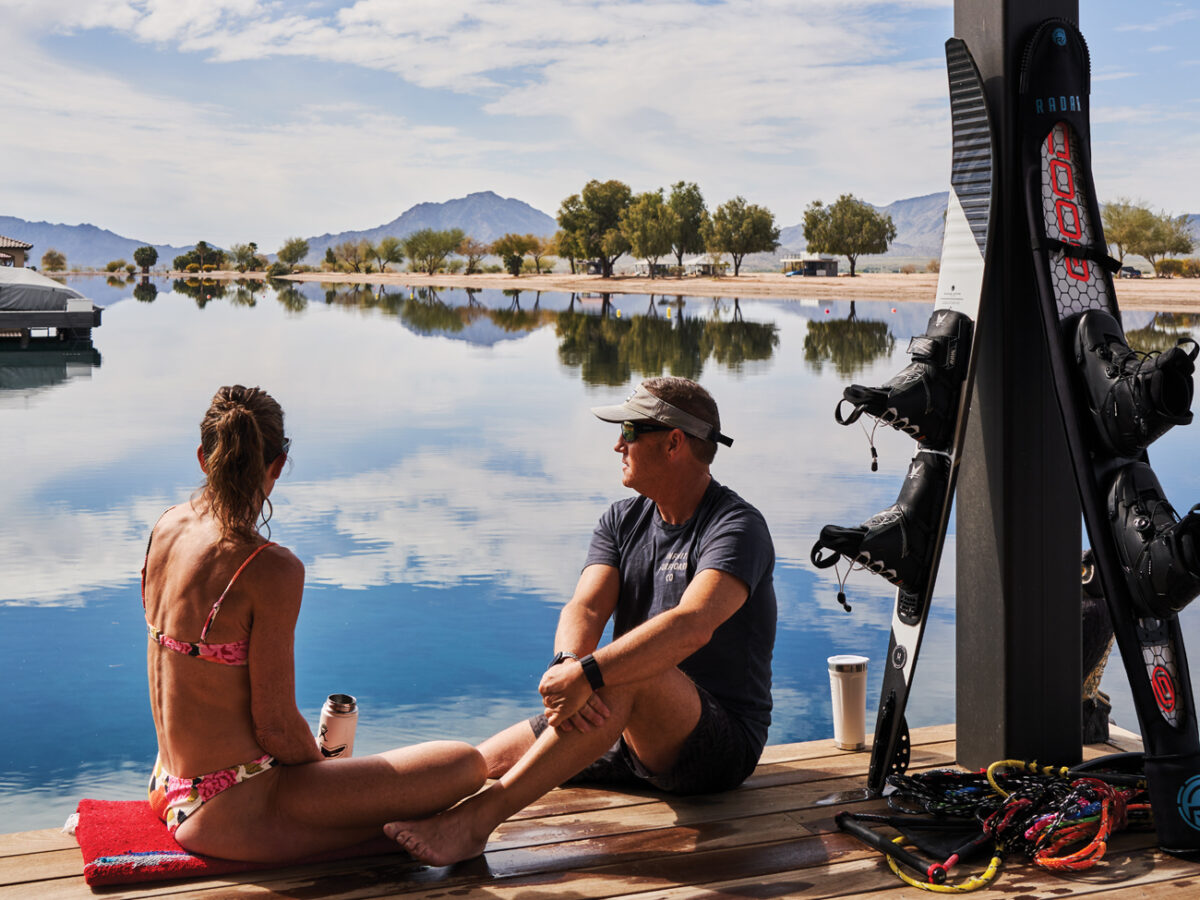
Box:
[152,269,1200,312]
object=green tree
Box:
[330,240,371,272]
[277,237,310,272]
[1102,198,1154,266]
[403,228,465,274]
[1157,258,1185,278]
[528,235,555,274]
[553,228,585,274]
[229,242,261,272]
[557,179,632,277]
[40,249,66,271]
[556,198,587,274]
[105,258,127,272]
[191,241,215,270]
[804,194,896,277]
[667,181,708,268]
[1131,212,1195,273]
[491,233,538,275]
[708,196,780,276]
[620,189,674,277]
[372,236,405,272]
[457,236,490,274]
[133,245,158,273]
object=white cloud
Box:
[4,0,1195,246]
[0,0,962,244]
[1115,8,1199,32]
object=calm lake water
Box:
[3,275,1198,832]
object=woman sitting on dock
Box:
[142,384,486,861]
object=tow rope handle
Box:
[836,812,947,885]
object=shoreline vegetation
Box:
[92,269,1200,312]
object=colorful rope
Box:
[876,759,1151,891]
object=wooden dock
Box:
[4,724,1198,899]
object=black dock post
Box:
[954,0,1083,769]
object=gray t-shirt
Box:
[585,478,776,747]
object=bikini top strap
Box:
[141,506,177,609]
[200,542,278,640]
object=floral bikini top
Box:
[142,513,275,667]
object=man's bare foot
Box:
[384,809,489,866]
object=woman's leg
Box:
[177,741,486,862]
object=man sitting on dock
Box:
[386,376,777,865]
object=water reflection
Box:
[556,296,779,385]
[2,276,1197,833]
[1126,312,1197,354]
[803,301,896,376]
[0,340,101,401]
[132,280,157,303]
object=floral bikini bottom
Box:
[148,753,277,833]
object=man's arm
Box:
[540,567,749,728]
[594,567,748,685]
[552,563,620,659]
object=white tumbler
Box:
[827,655,869,750]
[318,693,358,758]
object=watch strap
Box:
[579,653,605,691]
[549,650,578,668]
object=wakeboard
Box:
[1020,18,1200,854]
[811,36,996,795]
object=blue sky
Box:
[1,0,1197,251]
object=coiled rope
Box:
[863,758,1151,892]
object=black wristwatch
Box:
[579,653,605,691]
[549,650,579,668]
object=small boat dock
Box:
[4,724,1197,899]
[0,268,102,342]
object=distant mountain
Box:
[300,191,556,263]
[6,192,1191,275]
[0,216,189,271]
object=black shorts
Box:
[529,683,762,795]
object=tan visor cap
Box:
[591,385,733,446]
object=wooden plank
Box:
[600,836,1197,900]
[754,724,957,766]
[10,833,874,900]
[0,782,902,899]
[0,724,1182,900]
[0,828,76,857]
[0,768,943,900]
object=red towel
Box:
[74,799,408,886]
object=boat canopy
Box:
[0,267,87,311]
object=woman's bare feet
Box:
[384,808,490,866]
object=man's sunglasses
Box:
[278,437,291,458]
[621,421,674,443]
